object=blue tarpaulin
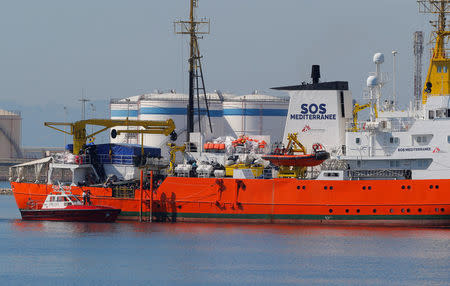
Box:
[66,143,161,158]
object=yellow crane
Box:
[167,143,186,175]
[278,133,308,178]
[352,103,378,132]
[285,132,307,155]
[45,119,176,155]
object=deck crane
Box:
[352,102,378,132]
[44,119,177,155]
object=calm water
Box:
[0,181,11,188]
[0,196,449,286]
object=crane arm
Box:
[45,118,176,154]
[286,133,307,155]
[352,103,371,132]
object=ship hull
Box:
[20,208,121,222]
[11,177,450,226]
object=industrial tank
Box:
[138,92,225,156]
[222,92,289,143]
[110,96,139,144]
[0,110,22,159]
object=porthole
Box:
[373,209,377,213]
[297,186,301,190]
[435,185,439,189]
[441,208,445,212]
[362,186,366,190]
[430,185,434,189]
[407,185,411,190]
[401,208,405,213]
[329,209,333,213]
[418,208,422,212]
[435,208,439,212]
[302,186,306,190]
[407,208,410,213]
[356,209,360,213]
[324,186,328,190]
[401,185,405,189]
[390,209,394,213]
[330,186,334,190]
[345,209,349,213]
[368,186,372,190]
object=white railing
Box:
[346,119,415,133]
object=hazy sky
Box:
[0,0,432,146]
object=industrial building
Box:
[0,109,22,159]
[110,91,289,155]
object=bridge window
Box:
[325,172,339,177]
[444,66,448,73]
[389,137,399,144]
[447,135,450,143]
[437,66,442,73]
[356,138,361,144]
[429,110,435,119]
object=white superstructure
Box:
[279,56,450,181]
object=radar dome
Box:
[367,75,378,87]
[373,53,384,64]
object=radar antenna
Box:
[174,0,212,142]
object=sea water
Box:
[0,195,449,286]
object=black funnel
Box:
[311,65,320,84]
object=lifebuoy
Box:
[312,143,324,152]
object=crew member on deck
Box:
[82,190,87,205]
[86,190,91,205]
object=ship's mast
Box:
[174,0,210,142]
[418,0,450,104]
[413,31,424,110]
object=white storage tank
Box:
[0,110,22,159]
[223,92,289,143]
[138,91,226,156]
[110,96,140,144]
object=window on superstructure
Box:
[390,160,400,168]
[340,91,345,118]
[390,137,399,144]
[429,110,435,119]
[447,135,450,143]
[444,66,448,73]
[356,138,360,144]
[436,109,446,118]
[437,66,442,73]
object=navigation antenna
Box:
[418,0,450,103]
[174,0,212,142]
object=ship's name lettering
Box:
[289,103,336,120]
[289,113,336,120]
[398,147,431,152]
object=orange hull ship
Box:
[11,178,450,226]
[9,1,450,226]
